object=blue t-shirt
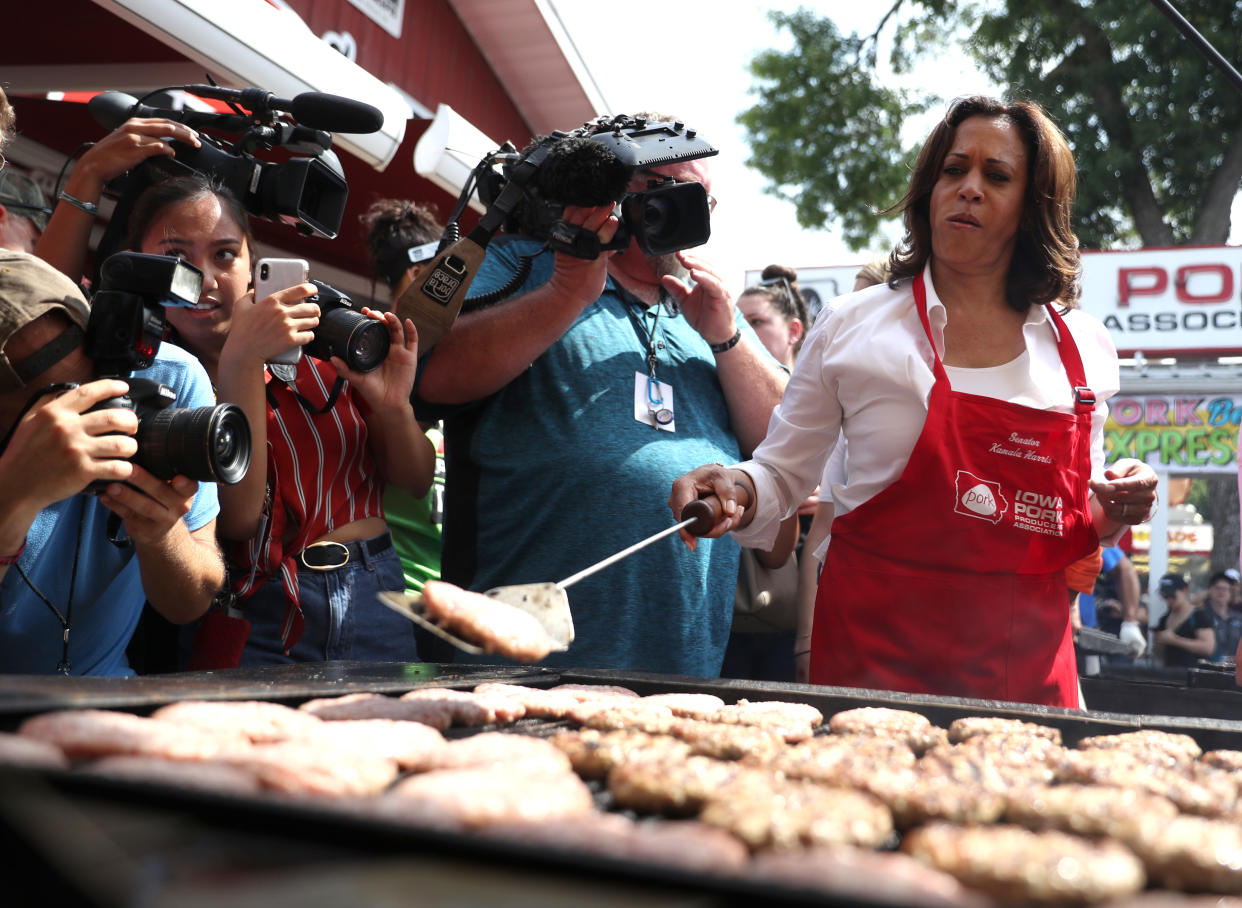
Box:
[433,236,762,677]
[0,343,220,676]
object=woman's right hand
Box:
[221,282,320,367]
[668,463,751,550]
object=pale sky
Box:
[549,0,1242,293]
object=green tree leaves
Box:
[740,1,1242,250]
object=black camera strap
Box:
[267,369,346,416]
[14,496,88,674]
[13,324,85,385]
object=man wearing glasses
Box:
[417,137,787,678]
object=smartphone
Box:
[253,257,310,365]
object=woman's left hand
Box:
[1090,458,1158,525]
[332,309,419,410]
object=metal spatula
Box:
[378,499,719,654]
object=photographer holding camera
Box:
[416,126,787,677]
[123,173,433,667]
[0,251,223,675]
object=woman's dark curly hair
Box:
[360,198,442,290]
[887,95,1081,310]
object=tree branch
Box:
[1043,0,1174,245]
[865,0,909,44]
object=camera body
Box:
[83,252,252,491]
[263,272,391,374]
[86,379,251,492]
[302,279,390,373]
[149,141,347,240]
[479,114,718,258]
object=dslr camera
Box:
[84,252,252,490]
[267,277,390,374]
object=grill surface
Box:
[7,661,1242,906]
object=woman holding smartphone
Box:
[124,172,433,666]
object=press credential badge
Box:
[633,371,675,432]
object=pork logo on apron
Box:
[954,470,1006,524]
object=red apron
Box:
[811,273,1098,707]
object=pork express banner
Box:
[1105,393,1240,471]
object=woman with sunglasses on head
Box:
[672,96,1156,708]
[120,172,433,667]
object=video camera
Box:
[86,83,384,276]
[481,115,719,258]
[399,114,718,349]
[84,252,252,490]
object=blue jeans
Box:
[238,537,418,665]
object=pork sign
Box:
[1081,245,1242,356]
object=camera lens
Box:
[136,403,252,485]
[346,320,390,373]
[622,181,711,256]
[309,308,391,373]
[642,196,678,238]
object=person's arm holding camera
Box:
[334,309,433,496]
[416,204,619,405]
[661,251,787,456]
[212,282,319,540]
[96,466,223,624]
[0,379,138,581]
[36,119,201,281]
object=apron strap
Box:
[1044,304,1095,415]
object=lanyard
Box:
[14,497,88,674]
[620,287,676,422]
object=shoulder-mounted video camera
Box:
[82,251,252,490]
[86,84,384,279]
[479,114,719,259]
[398,114,717,350]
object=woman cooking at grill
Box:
[670,96,1156,708]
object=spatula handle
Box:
[680,482,753,537]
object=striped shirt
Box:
[228,358,385,650]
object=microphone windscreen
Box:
[535,137,631,207]
[88,92,145,130]
[290,93,384,133]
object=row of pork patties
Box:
[4,684,1242,906]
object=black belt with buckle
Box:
[299,533,393,572]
